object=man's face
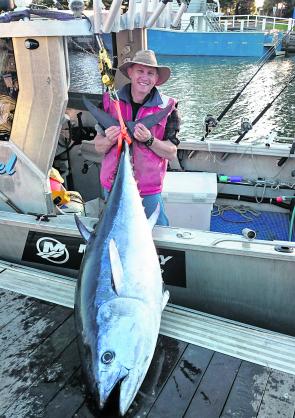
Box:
[127,64,159,96]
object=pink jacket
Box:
[100,85,177,196]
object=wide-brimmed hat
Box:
[119,50,171,86]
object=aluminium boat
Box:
[0,2,294,341]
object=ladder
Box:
[205,10,223,31]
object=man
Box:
[94,49,180,226]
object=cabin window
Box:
[0,38,18,141]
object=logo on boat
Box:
[157,248,186,288]
[158,254,173,274]
[22,231,85,269]
[0,153,17,176]
[36,237,69,264]
[22,232,186,287]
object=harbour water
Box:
[69,51,295,142]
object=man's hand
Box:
[133,123,152,143]
[94,125,120,154]
[133,122,177,160]
[105,126,121,145]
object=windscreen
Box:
[0,38,18,141]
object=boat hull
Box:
[0,212,294,336]
[148,29,266,57]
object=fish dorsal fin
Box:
[148,204,160,230]
[109,239,124,296]
[74,214,92,242]
[162,290,170,311]
[82,96,119,129]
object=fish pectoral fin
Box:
[125,104,173,139]
[136,104,173,130]
[162,290,170,311]
[148,204,160,229]
[125,120,135,137]
[74,214,92,242]
[109,239,124,296]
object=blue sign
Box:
[293,7,295,19]
[0,153,17,176]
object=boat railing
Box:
[180,13,295,33]
[219,14,295,33]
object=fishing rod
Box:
[234,72,295,144]
[200,31,290,141]
[219,72,295,161]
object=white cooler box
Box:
[162,172,217,230]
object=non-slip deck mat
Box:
[210,206,294,241]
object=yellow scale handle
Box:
[98,48,115,89]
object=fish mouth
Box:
[98,367,129,411]
[119,370,141,416]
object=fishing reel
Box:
[238,117,252,135]
[204,114,218,135]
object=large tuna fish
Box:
[75,143,169,416]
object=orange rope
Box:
[113,100,132,158]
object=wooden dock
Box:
[0,288,295,418]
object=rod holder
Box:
[242,228,256,240]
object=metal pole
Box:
[93,0,103,33]
[103,0,122,33]
[145,0,171,28]
[171,1,188,28]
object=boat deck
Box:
[0,263,295,417]
[211,206,294,241]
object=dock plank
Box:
[0,288,26,309]
[3,338,80,418]
[257,370,295,418]
[0,305,73,415]
[0,292,34,329]
[73,402,98,418]
[43,368,85,418]
[148,344,214,418]
[46,367,120,418]
[0,299,54,351]
[184,352,241,418]
[220,361,271,418]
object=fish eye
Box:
[101,351,115,364]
